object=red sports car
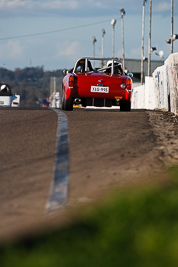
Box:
[61,57,133,111]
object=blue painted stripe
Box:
[46,109,69,213]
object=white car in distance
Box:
[0,83,20,107]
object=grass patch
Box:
[1,167,178,267]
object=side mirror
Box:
[63,69,68,75]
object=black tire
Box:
[81,98,86,107]
[63,92,73,111]
[120,100,131,112]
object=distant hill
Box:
[0,67,64,107]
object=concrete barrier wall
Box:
[132,53,178,115]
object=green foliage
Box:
[1,167,178,267]
[0,67,64,107]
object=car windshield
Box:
[75,59,93,73]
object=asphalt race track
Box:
[0,108,58,240]
[0,107,178,241]
[66,108,159,205]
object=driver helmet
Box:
[1,84,7,90]
[107,60,122,67]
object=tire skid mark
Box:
[46,109,69,213]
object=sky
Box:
[0,0,178,71]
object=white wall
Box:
[132,53,178,115]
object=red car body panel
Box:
[64,72,131,100]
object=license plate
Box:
[0,101,4,105]
[91,86,109,93]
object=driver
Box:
[1,84,10,92]
[0,84,12,96]
[106,60,124,75]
